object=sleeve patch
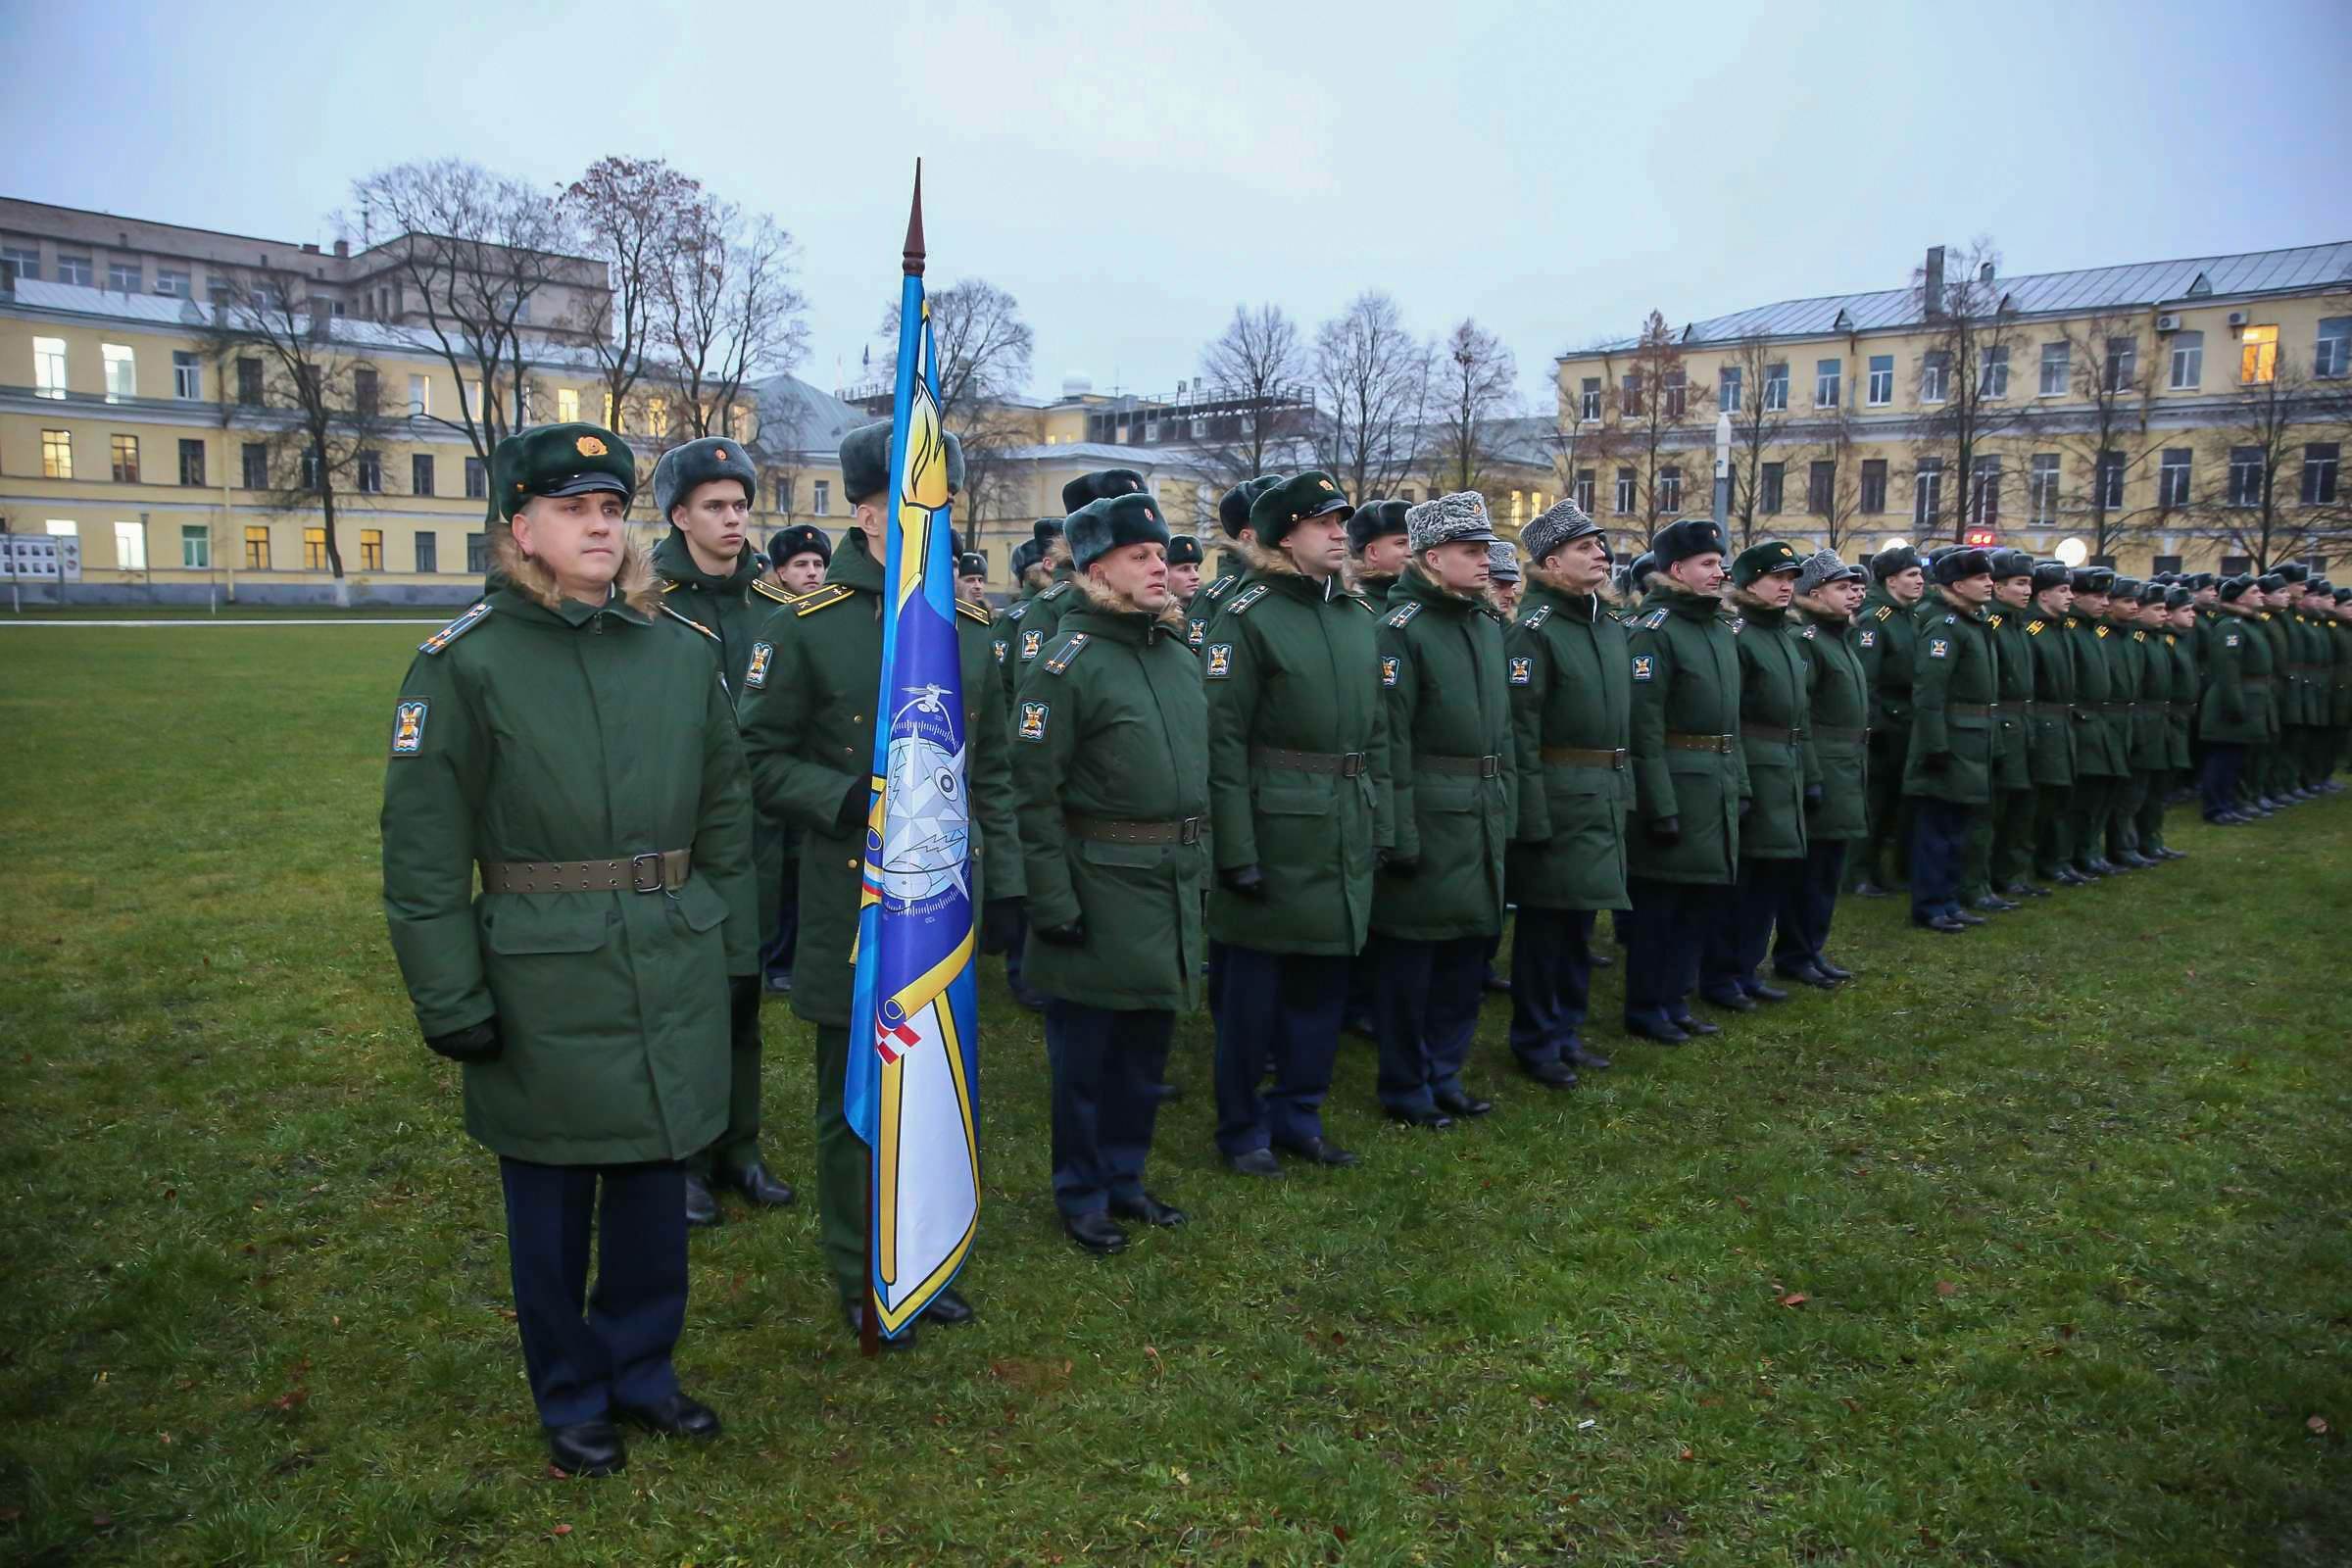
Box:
[1632,654,1654,682]
[1929,638,1950,659]
[1187,617,1206,647]
[1042,632,1091,674]
[1385,602,1422,629]
[1508,655,1533,685]
[993,638,1007,664]
[744,641,773,689]
[417,600,492,655]
[390,698,429,755]
[1858,629,1877,649]
[1020,629,1045,661]
[1017,701,1049,742]
[1205,643,1234,679]
[1382,654,1401,687]
[2225,632,2241,647]
[1227,584,1269,615]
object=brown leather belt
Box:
[482,848,692,895]
[1419,752,1504,778]
[1813,724,1868,743]
[1664,731,1736,754]
[1065,813,1203,846]
[1542,745,1629,768]
[1250,744,1368,777]
[1948,704,1992,719]
[1740,723,1794,744]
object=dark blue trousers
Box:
[1702,857,1805,999]
[1212,947,1348,1155]
[2200,744,2246,819]
[760,858,799,985]
[1909,798,1975,921]
[1367,932,1487,1115]
[1772,840,1848,970]
[1508,906,1594,1067]
[1624,876,1713,1031]
[498,1157,688,1428]
[1046,1002,1173,1217]
[1342,951,1378,1029]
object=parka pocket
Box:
[669,874,730,934]
[1254,780,1330,816]
[1075,839,1168,871]
[484,898,612,956]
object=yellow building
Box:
[1552,243,2352,573]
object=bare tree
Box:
[2196,347,2352,570]
[1311,291,1431,501]
[1425,318,1522,498]
[563,156,698,438]
[1606,310,1711,531]
[646,196,807,449]
[879,277,1037,524]
[1912,239,2027,542]
[1197,304,1309,485]
[1720,333,1791,547]
[1804,399,1871,559]
[2055,313,2161,562]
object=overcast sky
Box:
[5,0,2347,413]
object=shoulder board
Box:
[1522,604,1552,630]
[2064,616,2079,630]
[1873,605,1892,621]
[1986,612,2003,628]
[1385,602,1423,629]
[1228,584,1269,615]
[2027,618,2045,635]
[752,578,799,606]
[2259,612,2272,621]
[1202,573,1239,601]
[1343,594,1377,612]
[2095,625,2110,638]
[2132,629,2146,642]
[1006,601,1031,621]
[1800,623,1818,639]
[418,600,492,655]
[1039,581,1072,602]
[1943,613,1958,624]
[1729,615,1745,634]
[1641,607,1670,629]
[956,599,993,625]
[794,584,857,616]
[2164,632,2177,645]
[1042,631,1091,674]
[662,605,719,642]
[660,579,681,594]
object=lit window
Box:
[361,529,384,571]
[2239,324,2278,384]
[33,336,67,398]
[102,343,135,402]
[303,527,329,569]
[2054,536,2088,567]
[558,387,580,422]
[111,434,139,483]
[243,525,271,569]
[113,520,146,570]
[2167,331,2202,390]
[45,519,77,537]
[648,396,668,437]
[180,524,211,568]
[41,428,72,478]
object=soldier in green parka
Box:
[381,421,756,1478]
[1965,550,2042,909]
[1699,538,1817,1011]
[1504,499,1629,1079]
[2248,572,2294,809]
[2023,562,2083,885]
[2063,567,2129,876]
[1189,475,1282,633]
[1775,550,1870,987]
[2197,574,2268,821]
[649,436,800,1226]
[1903,547,2000,933]
[1012,493,1207,1256]
[1367,491,1512,1126]
[1852,545,1927,896]
[1010,468,1149,667]
[2102,578,2163,869]
[1622,517,1748,1043]
[734,419,1023,1346]
[2144,585,2199,856]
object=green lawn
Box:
[2,627,2348,1567]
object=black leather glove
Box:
[838,778,870,830]
[1378,849,1420,878]
[1803,783,1825,813]
[1218,863,1268,901]
[729,973,760,1039]
[424,1017,501,1064]
[1739,796,1755,820]
[1924,750,1952,774]
[1644,814,1682,848]
[1035,917,1088,948]
[981,896,1024,955]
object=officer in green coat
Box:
[1013,468,1149,662]
[1852,546,1927,896]
[1776,550,1869,987]
[1165,531,1205,608]
[1505,498,1629,1079]
[1204,470,1389,1173]
[2198,574,2271,820]
[2022,563,2083,885]
[2102,578,2162,868]
[2248,572,2294,809]
[1965,549,2042,909]
[735,419,1023,1345]
[1348,498,1411,602]
[1699,538,1816,1010]
[2145,585,2198,855]
[1012,493,1207,1255]
[1623,518,1748,1043]
[381,421,755,1477]
[1903,547,1999,933]
[1191,475,1283,628]
[754,524,828,995]
[2063,567,2129,876]
[649,436,799,1225]
[1367,492,1511,1127]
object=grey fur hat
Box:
[1794,548,1865,596]
[1521,496,1602,565]
[653,436,758,521]
[1487,539,1521,582]
[1404,490,1497,553]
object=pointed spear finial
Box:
[902,159,926,277]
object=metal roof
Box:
[1575,241,2352,355]
[749,372,869,459]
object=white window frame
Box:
[1919,355,1948,405]
[1718,366,1741,416]
[33,335,67,398]
[2158,449,2192,509]
[812,479,831,516]
[1979,346,2009,400]
[2104,336,2137,393]
[1658,466,1683,514]
[46,519,78,537]
[1613,468,1637,515]
[1763,364,1788,413]
[2038,342,2069,397]
[155,269,191,299]
[173,352,202,400]
[1913,459,1943,527]
[2030,454,2060,523]
[180,524,211,568]
[102,342,136,403]
[1580,378,1601,421]
[1867,355,1892,406]
[1814,359,1840,410]
[2168,332,2202,390]
[108,262,141,293]
[113,520,147,570]
[2313,318,2349,380]
[409,374,431,417]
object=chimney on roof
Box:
[1923,245,1946,320]
[333,239,350,260]
[1979,261,1995,283]
[302,242,319,255]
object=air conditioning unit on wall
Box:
[2227,310,2250,328]
[2155,314,2181,333]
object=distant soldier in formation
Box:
[755,524,829,995]
[2023,562,2082,887]
[1486,537,1522,619]
[1904,548,1999,934]
[2063,567,2128,877]
[2198,573,2273,822]
[1778,550,1868,985]
[1191,475,1282,630]
[1964,550,2042,909]
[1852,546,1925,897]
[1165,532,1205,605]
[1347,498,1410,601]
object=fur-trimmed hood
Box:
[1643,569,1730,606]
[1936,585,1987,616]
[1730,584,1795,616]
[494,526,662,616]
[1527,563,1618,604]
[1069,567,1189,633]
[1044,534,1073,571]
[1795,590,1858,623]
[1404,558,1489,606]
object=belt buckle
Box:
[1716,734,1735,754]
[629,852,662,894]
[1479,755,1501,778]
[1340,753,1366,778]
[1611,747,1629,768]
[1179,816,1202,846]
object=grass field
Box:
[2,624,2348,1567]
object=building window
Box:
[409,374,431,416]
[243,525,270,570]
[303,527,328,569]
[558,387,580,422]
[300,447,320,491]
[1920,353,1949,404]
[1867,354,1892,406]
[360,529,384,571]
[172,351,202,400]
[108,262,141,292]
[2150,554,2183,574]
[464,457,487,500]
[2317,318,2351,379]
[236,357,264,406]
[2158,449,2192,509]
[354,368,378,415]
[1579,377,1601,421]
[2039,342,2070,396]
[2,244,39,280]
[415,531,438,573]
[33,335,68,398]
[1718,366,1742,415]
[45,519,76,537]
[777,475,796,514]
[180,524,210,568]
[1613,467,1637,514]
[466,532,489,573]
[1860,459,1888,514]
[1970,456,2001,526]
[114,520,146,570]
[1913,458,1943,526]
[1763,363,1788,412]
[40,428,72,478]
[110,434,139,483]
[2239,324,2278,384]
[647,396,669,438]
[1663,371,1687,418]
[2099,338,2139,394]
[2304,442,2341,507]
[1621,372,1643,416]
[355,451,380,494]
[1978,346,2009,399]
[2031,454,2060,523]
[241,443,269,490]
[1658,466,1683,514]
[102,343,136,402]
[412,454,434,496]
[207,277,233,307]
[812,479,831,516]
[2228,447,2263,508]
[1815,358,1840,409]
[1760,461,1785,514]
[1807,460,1836,514]
[57,254,92,286]
[1573,469,1594,514]
[156,269,191,299]
[178,438,205,486]
[2167,331,2203,390]
[2093,451,2125,511]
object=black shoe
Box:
[722,1160,796,1208]
[683,1173,720,1228]
[1109,1192,1188,1227]
[1342,1012,1377,1041]
[1699,988,1756,1013]
[1589,950,1616,968]
[923,1287,976,1327]
[1970,895,2021,912]
[2006,881,2052,899]
[1744,982,1790,1004]
[1008,980,1048,1012]
[1063,1211,1129,1254]
[1149,1080,1185,1103]
[1913,914,1969,933]
[1564,1036,1612,1070]
[547,1418,627,1477]
[761,970,794,995]
[1226,1148,1286,1177]
[1849,880,1893,899]
[1624,1017,1690,1045]
[1277,1136,1361,1165]
[2116,851,2158,869]
[1673,1015,1723,1037]
[1521,1058,1578,1089]
[1813,956,1853,982]
[1951,910,1988,926]
[2155,846,2186,860]
[841,1299,916,1348]
[2052,865,2090,885]
[1434,1088,1494,1118]
[1776,961,1840,991]
[1385,1105,1456,1130]
[614,1392,720,1440]
[1481,967,1511,996]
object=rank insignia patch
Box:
[1641,608,1670,629]
[1043,632,1090,674]
[1381,655,1400,687]
[1929,638,1950,659]
[1632,655,1654,681]
[390,699,428,756]
[1020,629,1044,661]
[744,642,773,689]
[1874,605,1892,621]
[1187,618,1206,647]
[1205,643,1234,679]
[1017,702,1049,742]
[1508,656,1532,685]
[1523,605,1551,629]
[1228,584,1269,615]
[1800,624,1818,640]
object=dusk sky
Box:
[6,0,2347,411]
